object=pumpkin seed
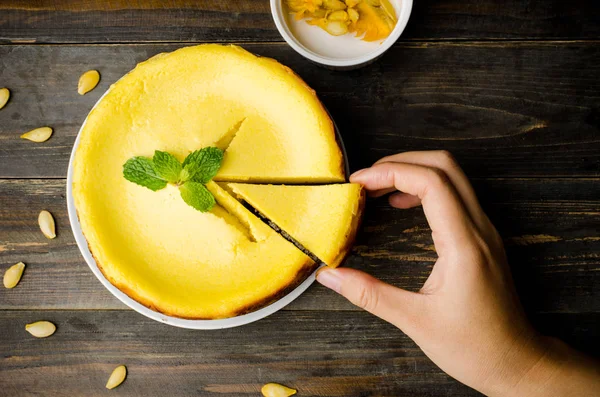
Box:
[21,127,53,143]
[3,262,25,288]
[25,321,56,338]
[78,70,100,95]
[0,88,10,110]
[348,7,359,23]
[38,210,56,239]
[106,365,127,389]
[261,383,297,397]
[328,10,349,21]
[323,0,347,10]
[325,20,349,35]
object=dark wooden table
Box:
[1,1,599,396]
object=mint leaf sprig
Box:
[123,147,224,212]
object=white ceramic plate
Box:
[271,0,413,68]
[66,86,325,330]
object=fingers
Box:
[389,192,421,209]
[372,151,491,232]
[316,267,422,331]
[368,187,397,198]
[351,162,476,255]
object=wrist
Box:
[501,336,561,397]
[476,331,553,397]
[481,335,599,397]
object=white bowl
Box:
[270,0,413,69]
[66,87,323,330]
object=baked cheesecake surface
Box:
[72,44,357,319]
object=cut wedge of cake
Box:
[227,183,365,267]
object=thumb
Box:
[316,267,422,331]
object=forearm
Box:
[482,336,600,397]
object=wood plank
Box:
[0,310,597,396]
[0,0,599,43]
[0,42,599,178]
[1,178,598,313]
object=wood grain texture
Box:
[0,2,598,396]
[1,178,598,313]
[0,310,597,396]
[0,42,599,178]
[0,0,599,43]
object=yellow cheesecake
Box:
[227,183,365,267]
[72,44,358,319]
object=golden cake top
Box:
[72,44,353,319]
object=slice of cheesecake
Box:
[227,183,365,267]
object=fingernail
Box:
[316,268,343,293]
[350,168,368,181]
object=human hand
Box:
[317,151,600,396]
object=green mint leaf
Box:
[179,181,215,212]
[123,156,167,191]
[153,150,182,183]
[182,147,224,184]
[178,167,191,183]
